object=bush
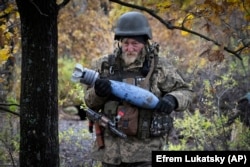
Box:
[58,57,85,107]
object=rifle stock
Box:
[94,122,104,149]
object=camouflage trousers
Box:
[102,161,151,167]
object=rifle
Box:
[86,108,127,139]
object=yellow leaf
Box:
[185,14,194,26]
[181,30,189,36]
[187,14,195,20]
[157,1,172,13]
[0,24,7,31]
[5,32,13,40]
[0,48,10,63]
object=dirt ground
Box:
[59,117,99,167]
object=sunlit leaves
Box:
[180,14,195,36]
[156,1,172,13]
[0,45,10,64]
[110,0,248,63]
[0,0,19,65]
[58,0,113,65]
[172,110,232,150]
[0,2,15,18]
[0,0,19,101]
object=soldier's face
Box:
[121,38,145,66]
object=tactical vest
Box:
[100,43,159,139]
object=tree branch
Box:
[109,0,243,60]
[0,103,20,116]
[29,0,48,16]
[0,103,20,107]
[242,0,250,15]
[57,0,71,10]
[174,26,243,60]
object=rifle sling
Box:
[140,57,155,89]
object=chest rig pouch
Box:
[116,76,152,137]
[150,113,173,137]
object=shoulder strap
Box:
[140,42,159,89]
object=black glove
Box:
[155,95,178,114]
[94,79,112,97]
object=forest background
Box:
[0,0,250,166]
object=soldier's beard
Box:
[121,52,140,66]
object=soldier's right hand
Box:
[94,79,112,97]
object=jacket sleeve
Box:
[156,57,193,111]
[84,86,108,110]
[83,55,109,110]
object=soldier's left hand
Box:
[94,79,112,97]
[155,95,178,114]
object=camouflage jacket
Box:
[84,46,193,164]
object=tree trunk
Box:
[16,0,59,166]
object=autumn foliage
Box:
[0,1,250,165]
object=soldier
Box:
[84,11,193,167]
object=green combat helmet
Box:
[114,11,152,40]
